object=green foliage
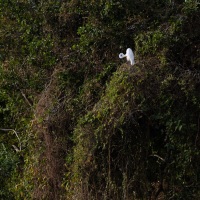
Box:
[135,30,165,55]
[0,0,200,199]
[0,144,19,199]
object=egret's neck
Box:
[121,53,126,58]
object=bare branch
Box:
[19,89,33,107]
[150,154,165,162]
[0,128,22,151]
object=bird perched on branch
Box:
[119,48,135,65]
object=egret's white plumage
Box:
[119,48,135,65]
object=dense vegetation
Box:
[0,0,200,199]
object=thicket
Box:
[0,0,200,199]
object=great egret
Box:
[119,48,135,65]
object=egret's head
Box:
[119,53,125,59]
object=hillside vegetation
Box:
[0,0,200,199]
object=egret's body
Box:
[119,48,135,65]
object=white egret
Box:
[119,48,135,65]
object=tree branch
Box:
[0,128,22,151]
